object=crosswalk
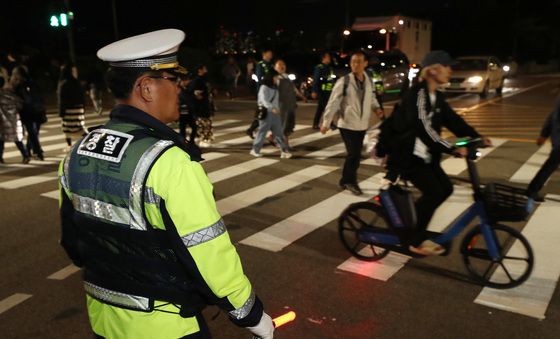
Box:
[2,113,560,320]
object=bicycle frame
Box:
[361,139,501,260]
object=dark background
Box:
[1,0,559,91]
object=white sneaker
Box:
[250,150,263,157]
[409,240,445,256]
[280,151,292,159]
[199,141,211,148]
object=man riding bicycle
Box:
[386,50,492,256]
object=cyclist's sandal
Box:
[409,240,445,256]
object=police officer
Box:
[311,52,335,129]
[246,49,274,138]
[58,29,274,339]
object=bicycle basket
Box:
[483,183,528,222]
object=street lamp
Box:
[341,29,351,54]
[379,28,390,51]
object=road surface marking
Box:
[440,138,506,176]
[217,165,336,217]
[0,157,63,175]
[306,142,346,160]
[240,173,384,252]
[47,264,81,280]
[217,124,307,146]
[208,158,278,184]
[201,152,228,162]
[212,125,250,138]
[474,196,560,319]
[261,130,330,154]
[0,171,58,189]
[510,144,552,183]
[337,184,473,281]
[211,119,241,127]
[0,294,32,315]
[2,142,69,160]
[41,190,59,200]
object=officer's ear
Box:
[136,76,154,102]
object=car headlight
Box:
[467,76,483,84]
[288,74,296,81]
[502,65,510,72]
[330,74,337,79]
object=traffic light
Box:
[50,13,72,27]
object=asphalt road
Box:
[1,75,559,339]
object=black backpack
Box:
[374,102,400,158]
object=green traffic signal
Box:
[50,13,71,27]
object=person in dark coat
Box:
[188,65,214,147]
[178,75,197,144]
[58,64,86,150]
[10,66,45,160]
[526,97,560,202]
[0,77,30,163]
[389,50,491,256]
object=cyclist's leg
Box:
[407,158,452,245]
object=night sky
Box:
[1,0,559,64]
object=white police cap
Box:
[97,29,186,73]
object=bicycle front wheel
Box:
[460,224,534,289]
[338,202,392,261]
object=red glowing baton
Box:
[273,311,296,328]
[252,311,296,338]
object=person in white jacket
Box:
[321,51,383,195]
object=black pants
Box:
[0,140,29,160]
[312,92,330,127]
[247,119,259,134]
[23,120,43,156]
[406,157,454,245]
[94,313,211,339]
[527,147,560,198]
[339,128,366,186]
[179,114,197,143]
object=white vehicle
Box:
[442,56,505,98]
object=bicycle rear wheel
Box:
[460,224,533,289]
[338,202,392,261]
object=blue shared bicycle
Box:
[338,138,534,289]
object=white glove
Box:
[246,312,274,339]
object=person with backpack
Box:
[384,50,491,256]
[320,51,383,195]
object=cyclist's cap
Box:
[97,29,187,74]
[421,50,457,67]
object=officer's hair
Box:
[105,67,163,99]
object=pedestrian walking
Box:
[188,65,214,147]
[320,51,383,195]
[312,52,336,129]
[274,59,306,149]
[0,77,30,163]
[246,49,274,139]
[58,64,86,150]
[526,97,560,203]
[222,56,241,99]
[178,75,197,143]
[10,66,45,160]
[250,71,292,159]
[59,29,274,339]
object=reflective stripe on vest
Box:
[229,289,256,320]
[181,218,226,247]
[129,140,174,230]
[84,281,151,312]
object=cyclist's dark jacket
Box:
[389,81,479,172]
